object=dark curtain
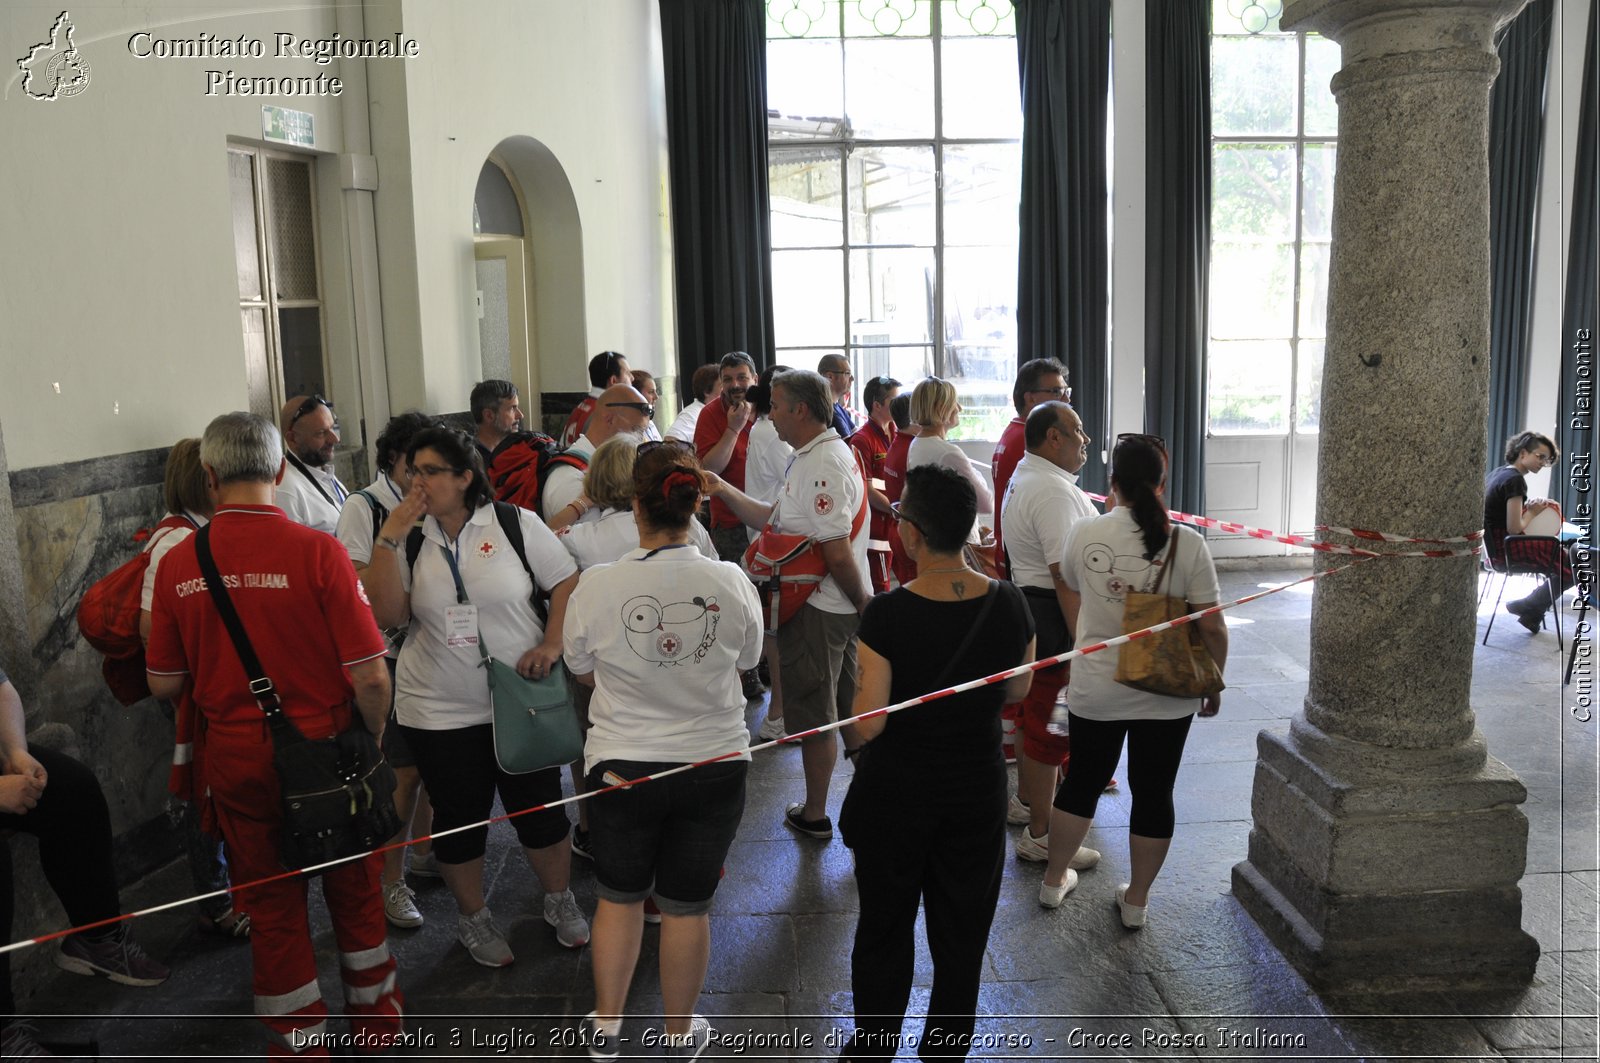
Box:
[1555,10,1597,516]
[1487,0,1555,468]
[658,0,775,399]
[1143,0,1211,517]
[1015,0,1112,489]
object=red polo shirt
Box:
[882,430,913,505]
[848,418,896,546]
[990,416,1027,576]
[146,504,387,730]
[695,397,754,529]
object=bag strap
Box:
[356,489,387,543]
[1145,531,1179,596]
[192,525,298,735]
[492,501,549,626]
[927,580,1002,691]
[285,451,339,508]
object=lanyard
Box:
[639,543,693,561]
[440,540,469,604]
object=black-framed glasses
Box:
[606,401,655,419]
[889,501,925,533]
[1537,450,1556,466]
[824,368,854,379]
[290,394,334,427]
[1028,385,1072,401]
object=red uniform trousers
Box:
[205,716,402,1058]
[1018,661,1071,767]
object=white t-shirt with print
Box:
[559,507,717,571]
[771,428,868,615]
[1062,508,1221,721]
[394,503,579,730]
[565,546,763,772]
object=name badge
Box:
[445,604,479,648]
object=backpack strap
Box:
[356,489,386,543]
[403,504,546,623]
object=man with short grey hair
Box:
[706,369,870,840]
[817,353,857,439]
[275,395,347,535]
[147,411,402,1054]
[470,379,523,467]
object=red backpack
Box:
[76,514,196,705]
[485,431,588,516]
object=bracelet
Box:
[375,535,402,551]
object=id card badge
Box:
[444,604,479,648]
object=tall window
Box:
[230,147,327,420]
[766,0,1021,439]
[1208,3,1339,434]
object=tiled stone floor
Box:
[13,564,1598,1060]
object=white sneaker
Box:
[1015,827,1049,862]
[665,1014,713,1059]
[383,879,424,929]
[409,849,442,878]
[1115,883,1148,929]
[1069,845,1102,871]
[1038,870,1079,908]
[457,906,514,967]
[1006,793,1031,825]
[544,890,590,948]
[757,717,786,742]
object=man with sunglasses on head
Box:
[847,375,901,594]
[542,383,654,531]
[275,394,347,535]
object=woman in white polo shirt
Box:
[362,426,588,969]
[564,443,763,1060]
[905,377,994,543]
[557,436,716,572]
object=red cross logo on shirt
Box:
[657,632,683,658]
[476,541,497,559]
[814,493,835,516]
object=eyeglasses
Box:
[1536,450,1556,466]
[824,369,854,380]
[889,501,926,533]
[606,401,655,418]
[410,463,461,479]
[289,394,334,427]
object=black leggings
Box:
[0,745,122,1017]
[1052,712,1194,839]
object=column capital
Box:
[1284,0,1528,64]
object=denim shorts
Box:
[585,759,748,915]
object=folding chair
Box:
[1482,534,1564,651]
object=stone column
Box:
[1231,0,1540,989]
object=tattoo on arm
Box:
[952,579,967,599]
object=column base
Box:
[1232,720,1539,991]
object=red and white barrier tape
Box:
[1082,495,1482,559]
[1,552,1388,959]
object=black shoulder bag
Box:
[194,525,401,872]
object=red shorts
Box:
[1018,662,1070,765]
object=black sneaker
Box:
[783,803,833,839]
[740,668,767,700]
[570,826,594,861]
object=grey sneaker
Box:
[544,889,590,948]
[0,1021,58,1059]
[578,1012,620,1062]
[383,879,424,929]
[409,849,442,878]
[55,927,168,987]
[664,1015,712,1059]
[457,906,514,967]
[757,716,786,742]
[1015,826,1049,862]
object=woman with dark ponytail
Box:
[1037,434,1228,929]
[563,441,765,1058]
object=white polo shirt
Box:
[335,475,406,568]
[771,428,868,615]
[540,436,597,523]
[558,507,717,571]
[276,454,347,535]
[744,417,793,541]
[1001,452,1100,589]
[565,546,763,772]
[666,399,704,443]
[394,503,579,730]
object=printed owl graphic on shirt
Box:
[1077,539,1163,604]
[622,595,721,665]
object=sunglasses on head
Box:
[290,394,334,427]
[1118,432,1167,452]
[607,401,655,418]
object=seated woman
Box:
[1040,434,1227,928]
[362,426,587,968]
[1484,430,1574,632]
[838,464,1035,1063]
[564,443,764,1060]
[905,377,994,545]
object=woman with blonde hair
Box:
[557,437,716,571]
[906,377,993,544]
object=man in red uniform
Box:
[147,412,400,1059]
[694,350,759,563]
[881,393,918,588]
[991,359,1068,762]
[847,374,900,593]
[560,351,632,448]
